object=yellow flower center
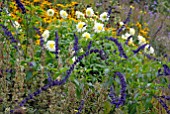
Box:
[141,38,146,42]
[97,25,103,31]
[87,10,91,15]
[78,23,84,29]
[49,43,55,48]
[85,34,90,39]
[62,12,67,17]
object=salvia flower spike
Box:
[55,31,59,59]
[0,24,18,49]
[106,37,128,59]
[133,43,148,54]
[109,72,127,108]
[15,0,26,14]
[76,100,85,114]
[10,42,99,113]
[74,33,79,56]
[117,8,132,36]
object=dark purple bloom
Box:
[133,44,148,54]
[76,100,85,114]
[125,36,132,45]
[153,21,163,38]
[0,24,18,48]
[109,72,127,108]
[15,0,26,14]
[10,40,110,113]
[107,7,112,17]
[55,31,59,59]
[163,64,170,75]
[117,8,132,36]
[73,33,79,56]
[154,96,170,114]
[106,37,128,59]
[34,27,44,47]
[144,53,159,61]
[87,41,92,50]
[160,95,170,100]
[47,72,53,84]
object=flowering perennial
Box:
[109,72,127,108]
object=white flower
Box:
[75,11,85,18]
[45,40,56,52]
[82,32,91,40]
[14,21,20,29]
[93,22,104,33]
[129,28,135,35]
[128,37,134,45]
[47,9,55,16]
[42,30,50,42]
[99,12,109,22]
[80,48,84,53]
[121,33,131,40]
[86,7,94,17]
[138,35,146,45]
[144,44,154,54]
[72,56,76,62]
[119,21,124,26]
[76,22,86,32]
[60,10,68,19]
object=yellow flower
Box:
[60,10,68,19]
[82,32,91,40]
[136,22,142,29]
[76,22,86,32]
[36,39,40,45]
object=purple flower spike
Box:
[125,36,132,45]
[117,8,132,36]
[0,24,18,48]
[87,41,92,50]
[163,64,170,75]
[76,100,85,114]
[10,42,106,113]
[106,37,128,59]
[55,31,59,59]
[109,72,127,108]
[107,7,112,17]
[74,33,79,56]
[133,44,148,54]
[154,96,170,114]
[15,0,26,14]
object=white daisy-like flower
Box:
[42,30,50,42]
[129,28,135,35]
[138,35,146,45]
[72,56,76,62]
[76,22,86,32]
[60,10,68,19]
[128,37,134,45]
[14,21,20,29]
[86,7,94,17]
[99,12,109,22]
[144,44,154,54]
[82,32,91,40]
[119,21,124,26]
[80,48,84,53]
[93,22,105,33]
[47,9,55,16]
[45,40,56,52]
[75,11,85,18]
[121,33,131,40]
